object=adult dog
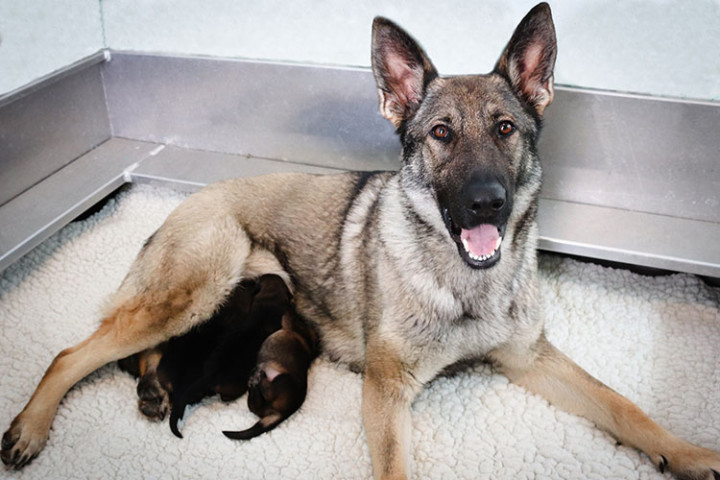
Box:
[2,3,719,479]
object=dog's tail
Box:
[222,412,284,441]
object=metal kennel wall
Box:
[1,1,719,277]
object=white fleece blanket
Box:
[1,184,718,480]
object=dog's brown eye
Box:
[498,121,515,137]
[431,124,452,142]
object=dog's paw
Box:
[1,416,48,470]
[137,375,169,421]
[652,443,720,480]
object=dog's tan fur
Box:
[2,4,719,479]
[491,335,720,480]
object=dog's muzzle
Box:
[440,174,512,269]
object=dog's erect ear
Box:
[371,17,438,128]
[494,3,557,116]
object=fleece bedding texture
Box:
[1,184,718,480]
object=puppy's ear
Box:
[371,17,438,128]
[494,3,557,116]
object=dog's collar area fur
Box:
[441,206,506,269]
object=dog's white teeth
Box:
[467,250,493,262]
[462,235,503,263]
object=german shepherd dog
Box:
[2,4,719,478]
[223,307,319,441]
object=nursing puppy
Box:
[3,4,719,479]
[167,274,293,438]
[223,310,319,440]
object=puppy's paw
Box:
[652,443,720,480]
[1,415,48,470]
[137,375,169,421]
[248,367,264,388]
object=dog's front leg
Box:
[489,333,720,480]
[362,341,423,480]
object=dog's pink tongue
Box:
[461,224,500,258]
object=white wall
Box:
[101,0,720,101]
[0,0,104,94]
[1,1,719,101]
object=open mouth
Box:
[442,207,505,269]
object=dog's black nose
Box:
[463,176,508,219]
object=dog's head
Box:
[371,3,556,269]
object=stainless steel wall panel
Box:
[131,146,341,192]
[2,51,719,277]
[539,89,720,223]
[537,198,720,278]
[104,53,720,225]
[0,60,111,206]
[103,53,400,171]
[127,145,720,278]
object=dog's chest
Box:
[382,268,519,377]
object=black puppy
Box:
[223,309,318,440]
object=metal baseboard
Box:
[1,52,719,278]
[0,51,111,207]
[0,139,154,272]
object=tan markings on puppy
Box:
[117,348,172,420]
[138,348,163,377]
[132,347,171,420]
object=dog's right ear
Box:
[371,17,438,129]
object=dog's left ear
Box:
[494,3,557,116]
[371,17,439,128]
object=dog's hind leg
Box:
[490,333,720,480]
[1,294,190,469]
[1,247,289,468]
[1,187,290,468]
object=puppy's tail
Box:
[222,412,284,441]
[169,405,186,439]
[168,387,195,439]
[168,376,213,438]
